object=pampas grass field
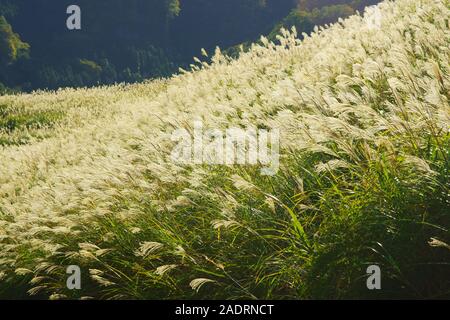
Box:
[0,0,449,299]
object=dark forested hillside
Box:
[0,0,380,92]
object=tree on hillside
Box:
[0,15,29,66]
[269,0,380,42]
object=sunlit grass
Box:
[0,0,449,300]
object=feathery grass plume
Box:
[135,242,164,257]
[429,238,450,251]
[189,278,216,293]
[27,286,47,296]
[90,275,115,287]
[155,264,178,276]
[14,268,33,276]
[211,219,241,230]
[231,174,257,191]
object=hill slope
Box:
[0,0,449,299]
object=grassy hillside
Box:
[0,0,449,299]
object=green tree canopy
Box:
[0,15,29,65]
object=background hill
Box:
[0,0,380,92]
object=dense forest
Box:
[0,0,379,92]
